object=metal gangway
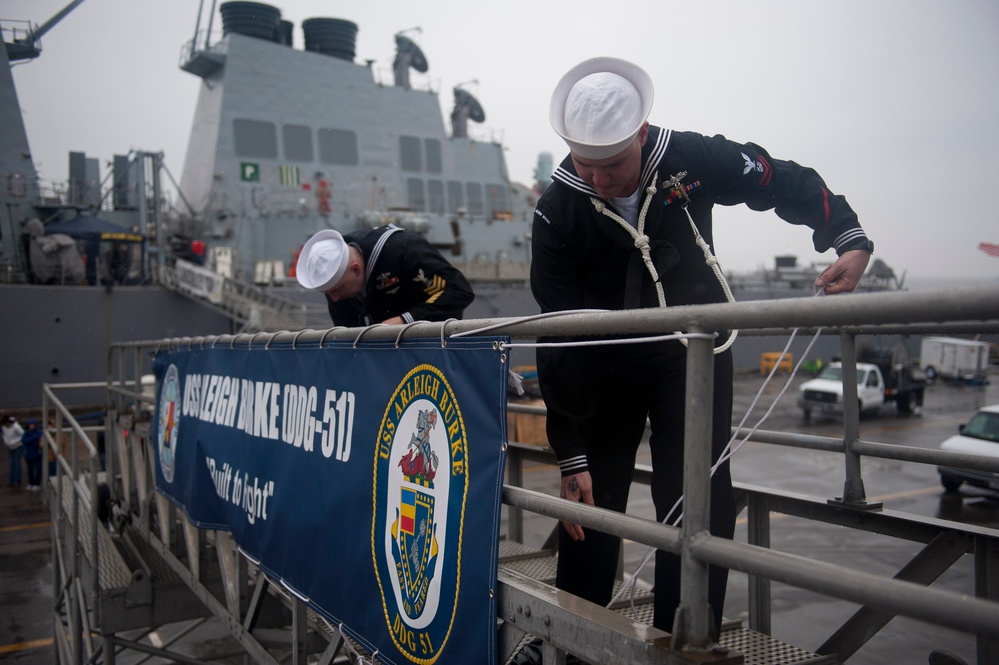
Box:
[42,285,999,664]
[156,260,318,333]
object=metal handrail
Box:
[502,486,999,636]
[156,262,312,332]
[42,382,104,665]
[111,284,999,349]
[89,285,999,662]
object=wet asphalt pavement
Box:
[0,471,54,663]
[722,368,999,665]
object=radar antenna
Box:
[451,81,485,138]
[392,30,428,89]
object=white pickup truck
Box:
[797,358,926,417]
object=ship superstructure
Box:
[177,2,537,285]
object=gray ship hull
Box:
[0,284,231,409]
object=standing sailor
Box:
[296,225,474,326]
[523,56,873,658]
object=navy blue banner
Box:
[152,337,508,665]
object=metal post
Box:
[746,494,772,635]
[104,628,116,665]
[830,333,881,509]
[152,152,164,253]
[51,523,67,661]
[89,453,100,636]
[135,345,143,412]
[42,396,51,507]
[975,534,999,664]
[671,328,714,650]
[191,0,205,60]
[136,152,148,262]
[70,426,82,664]
[506,446,524,543]
[45,391,61,658]
[205,0,218,51]
[292,598,308,665]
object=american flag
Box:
[978,242,999,258]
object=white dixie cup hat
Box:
[550,57,655,160]
[296,229,350,291]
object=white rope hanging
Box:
[590,171,738,353]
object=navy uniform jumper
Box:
[530,125,872,632]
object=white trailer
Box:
[919,336,990,381]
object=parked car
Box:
[937,404,999,493]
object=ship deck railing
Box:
[155,259,318,333]
[43,284,999,664]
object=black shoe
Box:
[509,638,542,665]
[929,651,968,665]
[509,637,584,665]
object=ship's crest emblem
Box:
[373,365,468,663]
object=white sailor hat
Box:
[550,57,654,160]
[296,229,349,291]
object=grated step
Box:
[500,541,841,665]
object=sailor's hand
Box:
[560,471,594,541]
[815,249,871,295]
[381,316,405,325]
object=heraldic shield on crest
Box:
[373,365,469,664]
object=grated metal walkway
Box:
[498,539,842,665]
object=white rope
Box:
[450,309,609,337]
[505,331,716,349]
[449,308,716,349]
[590,177,669,310]
[677,202,739,353]
[589,172,739,353]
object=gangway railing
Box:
[156,260,316,332]
[44,284,999,665]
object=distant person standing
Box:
[3,416,25,487]
[296,225,475,326]
[21,419,42,492]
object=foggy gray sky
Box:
[5,0,999,281]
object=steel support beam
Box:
[817,531,973,659]
[497,569,740,665]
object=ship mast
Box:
[3,0,86,62]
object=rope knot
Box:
[592,200,606,213]
[634,234,650,251]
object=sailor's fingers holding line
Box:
[815,249,872,295]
